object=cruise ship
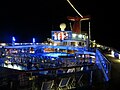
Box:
[0,14,113,90]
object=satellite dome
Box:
[60,23,66,31]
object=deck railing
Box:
[95,48,111,82]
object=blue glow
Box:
[96,49,110,81]
[43,52,67,57]
[12,36,16,42]
[33,38,35,43]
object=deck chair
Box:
[68,77,76,89]
[77,73,90,87]
[57,77,71,90]
[41,80,54,90]
[77,74,84,87]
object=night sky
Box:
[0,0,119,50]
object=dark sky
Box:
[0,0,119,50]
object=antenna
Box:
[69,22,73,30]
[66,0,83,18]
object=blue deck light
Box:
[33,38,35,44]
[12,36,16,42]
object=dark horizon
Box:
[0,0,119,50]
